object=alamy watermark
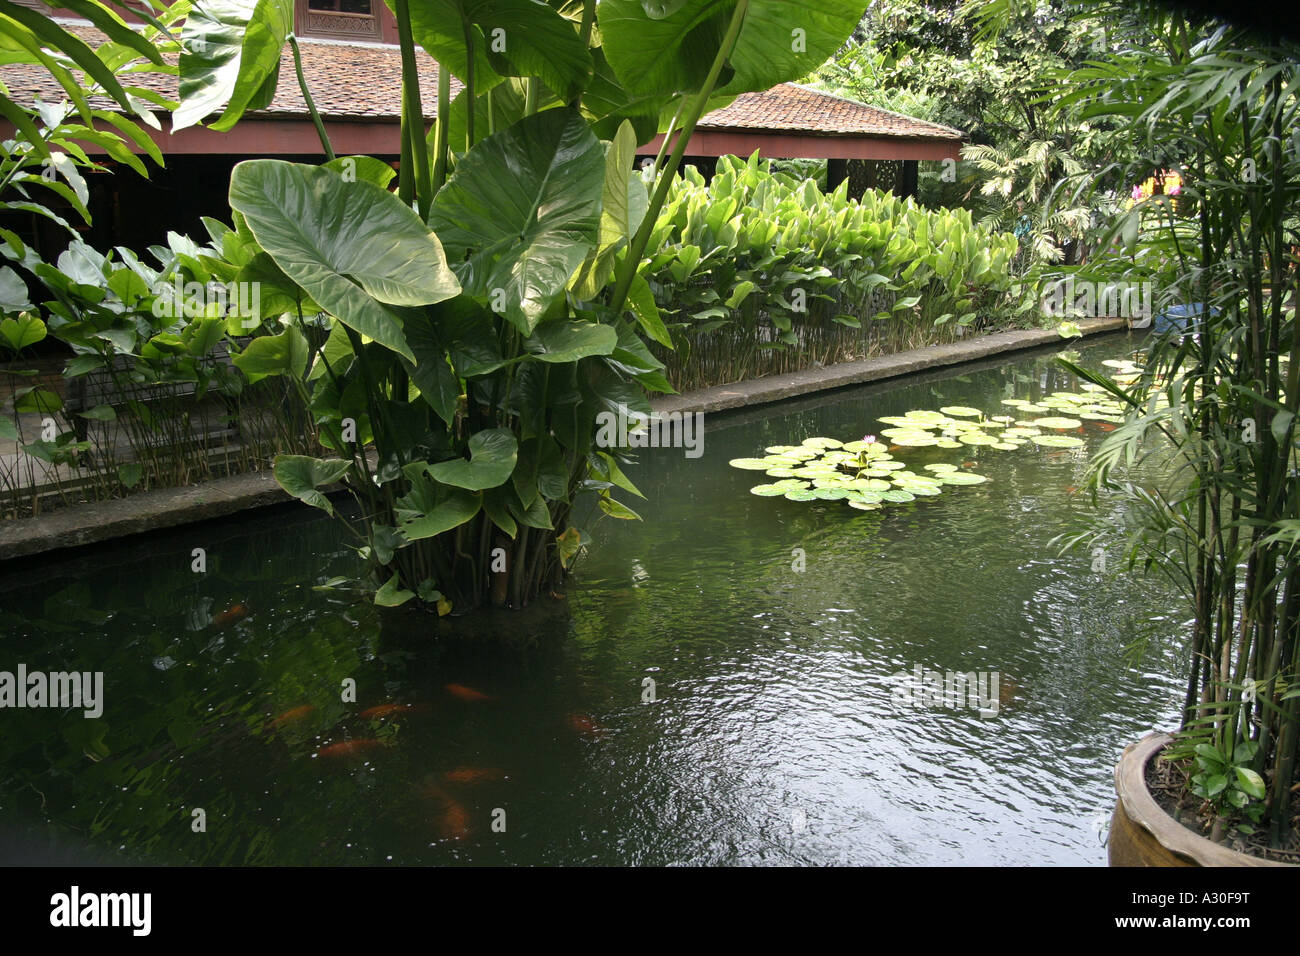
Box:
[0,664,103,718]
[889,664,1000,719]
[595,404,705,459]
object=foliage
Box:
[1055,9,1300,852]
[166,0,865,612]
[0,5,316,517]
[812,0,1149,264]
[639,152,1021,389]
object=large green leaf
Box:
[0,312,44,350]
[232,324,308,383]
[581,46,670,143]
[524,319,618,362]
[229,160,460,362]
[395,0,503,95]
[599,0,861,96]
[570,120,648,299]
[465,0,592,101]
[718,0,865,96]
[395,472,482,540]
[434,295,508,376]
[438,76,564,154]
[428,109,604,335]
[598,0,733,95]
[428,427,518,490]
[402,311,461,426]
[175,0,292,132]
[398,0,591,101]
[273,455,351,515]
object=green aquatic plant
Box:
[730,362,1137,514]
[637,151,1023,391]
[168,0,865,612]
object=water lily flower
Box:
[863,434,876,444]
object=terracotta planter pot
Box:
[1108,731,1294,867]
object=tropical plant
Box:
[639,152,1022,390]
[1055,6,1300,855]
[167,0,866,612]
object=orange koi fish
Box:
[1097,422,1117,432]
[316,739,384,759]
[422,784,472,840]
[271,705,315,728]
[962,461,978,469]
[359,702,429,720]
[211,604,248,629]
[443,766,507,785]
[445,683,495,702]
[566,712,603,737]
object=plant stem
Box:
[288,35,335,161]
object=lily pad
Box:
[938,472,988,485]
[1034,417,1083,430]
[749,484,786,496]
[923,463,958,473]
[730,458,773,470]
[880,489,916,503]
[847,500,881,511]
[939,405,982,417]
[902,483,942,496]
[958,433,998,445]
[813,487,852,500]
[1030,434,1086,448]
[802,437,844,449]
[784,488,819,501]
[892,435,941,447]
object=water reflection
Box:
[0,334,1185,865]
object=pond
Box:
[0,333,1188,865]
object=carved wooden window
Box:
[297,0,381,41]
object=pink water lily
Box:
[863,434,877,444]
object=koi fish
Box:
[422,784,472,840]
[211,604,248,629]
[443,766,507,785]
[445,683,495,702]
[999,674,1020,708]
[1097,422,1117,432]
[271,705,315,728]
[438,801,471,840]
[962,461,978,468]
[1064,485,1078,495]
[316,739,384,759]
[566,712,603,737]
[359,702,429,720]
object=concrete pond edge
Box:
[0,318,1127,563]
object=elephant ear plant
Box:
[174,0,864,612]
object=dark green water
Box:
[0,333,1188,865]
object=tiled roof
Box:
[3,23,960,140]
[698,84,963,141]
[3,23,447,119]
